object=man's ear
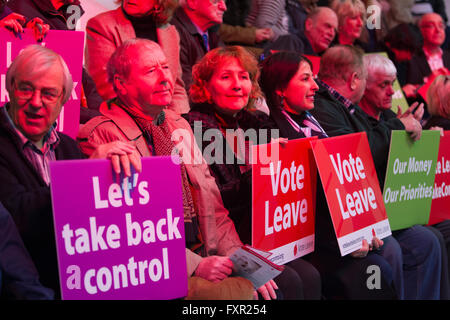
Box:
[349,72,358,91]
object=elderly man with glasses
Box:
[0,44,139,298]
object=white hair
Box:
[363,53,397,85]
[6,45,73,104]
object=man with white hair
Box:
[311,46,443,299]
[361,53,450,300]
[0,45,138,298]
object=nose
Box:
[231,75,243,91]
[386,84,394,96]
[218,0,226,11]
[29,90,43,108]
[311,78,319,91]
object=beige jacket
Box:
[77,102,243,275]
[85,7,190,114]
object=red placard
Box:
[310,132,391,256]
[429,131,450,225]
[252,138,317,265]
[303,55,321,78]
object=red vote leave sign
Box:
[310,132,391,256]
[252,138,317,265]
[429,131,450,225]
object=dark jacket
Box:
[423,115,450,130]
[407,48,450,85]
[309,83,404,253]
[183,103,275,244]
[0,105,85,297]
[0,201,54,300]
[170,8,223,90]
[263,32,316,60]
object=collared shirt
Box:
[281,109,328,138]
[317,79,356,114]
[423,47,444,72]
[4,110,59,186]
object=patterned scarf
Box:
[117,101,196,223]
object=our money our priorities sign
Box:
[50,157,187,300]
[311,132,391,256]
[383,130,440,230]
[252,137,317,265]
[0,29,84,139]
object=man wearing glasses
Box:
[0,45,139,298]
[405,12,450,116]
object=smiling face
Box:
[118,44,174,118]
[206,57,252,116]
[8,62,65,146]
[278,61,319,114]
[341,12,364,42]
[122,0,157,17]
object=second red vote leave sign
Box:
[252,138,317,265]
[310,132,391,256]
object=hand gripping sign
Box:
[310,132,391,256]
[252,138,317,265]
[0,29,83,139]
[50,157,187,300]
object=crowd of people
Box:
[0,0,449,300]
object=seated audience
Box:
[0,45,139,298]
[310,45,443,299]
[184,46,322,300]
[360,53,450,299]
[259,51,399,300]
[85,0,189,114]
[78,39,263,300]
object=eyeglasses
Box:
[14,82,63,104]
[420,23,445,31]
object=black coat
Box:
[170,8,223,91]
[407,49,450,85]
[0,106,85,297]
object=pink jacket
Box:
[77,101,243,275]
[85,7,190,114]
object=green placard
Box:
[372,52,409,114]
[383,130,440,230]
